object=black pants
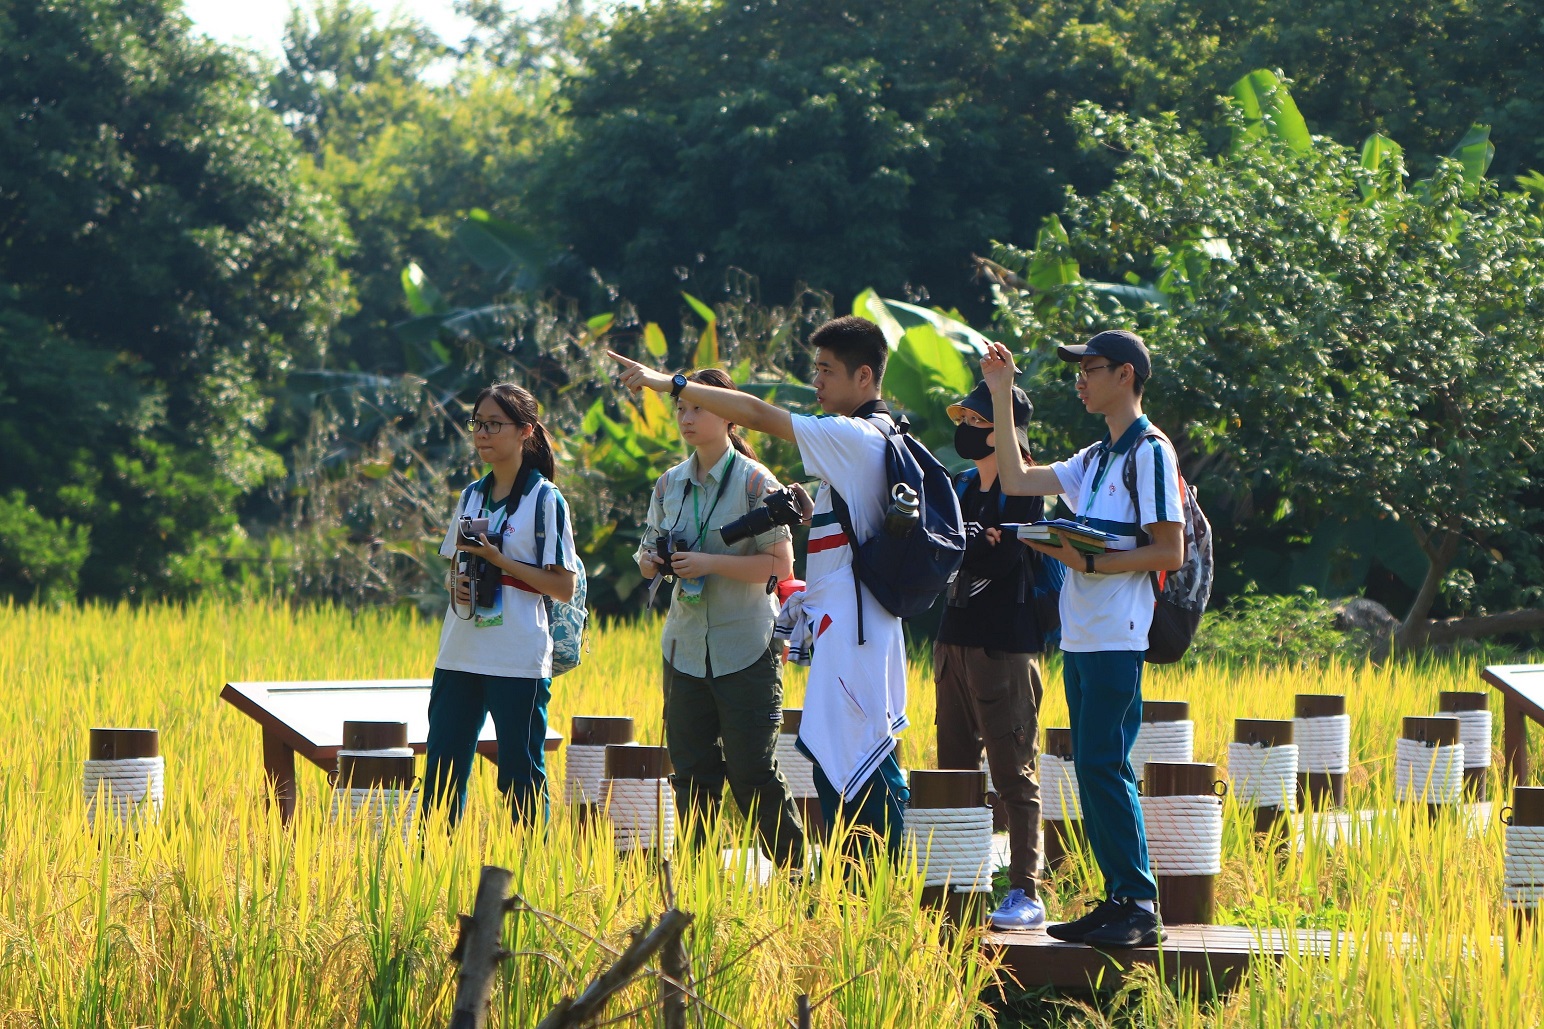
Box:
[664,645,806,867]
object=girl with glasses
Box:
[424,382,579,828]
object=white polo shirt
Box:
[1048,416,1183,653]
[790,412,908,799]
[435,470,578,679]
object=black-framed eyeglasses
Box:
[1075,363,1123,380]
[465,418,517,434]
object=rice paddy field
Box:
[0,600,1540,1027]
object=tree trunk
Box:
[1395,525,1461,650]
[1399,607,1544,648]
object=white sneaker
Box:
[989,888,1046,930]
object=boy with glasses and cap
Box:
[980,329,1185,949]
[937,380,1061,930]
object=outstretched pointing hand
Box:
[607,349,672,395]
[980,341,1019,395]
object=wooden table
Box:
[1481,665,1544,786]
[221,679,562,824]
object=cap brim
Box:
[945,402,970,424]
[1056,343,1091,363]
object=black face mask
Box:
[954,423,994,460]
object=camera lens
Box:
[718,507,777,546]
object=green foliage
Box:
[0,1,347,600]
[1186,587,1361,665]
[0,491,89,604]
[991,79,1544,637]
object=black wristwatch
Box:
[670,372,689,400]
[1084,552,1098,575]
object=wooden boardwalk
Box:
[984,924,1343,991]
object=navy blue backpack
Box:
[829,403,967,644]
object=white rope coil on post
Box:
[1140,795,1223,876]
[1504,825,1544,909]
[1041,754,1082,821]
[331,748,417,839]
[83,757,164,828]
[562,744,611,805]
[603,778,676,853]
[774,734,819,800]
[1447,710,1493,769]
[1129,720,1195,776]
[330,787,420,840]
[1394,739,1465,805]
[1292,714,1351,774]
[1228,743,1300,811]
[904,807,995,892]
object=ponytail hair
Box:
[473,382,557,482]
[686,368,758,462]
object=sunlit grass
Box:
[0,600,1539,1026]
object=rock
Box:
[1333,598,1399,638]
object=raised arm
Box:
[608,351,795,441]
[981,342,1064,496]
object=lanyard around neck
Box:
[685,452,736,548]
[1080,446,1117,524]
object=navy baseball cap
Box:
[947,380,1032,454]
[1057,329,1151,380]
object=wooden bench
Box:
[221,679,561,824]
[1481,664,1544,785]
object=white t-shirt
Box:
[790,412,908,798]
[435,471,579,679]
[1048,416,1183,653]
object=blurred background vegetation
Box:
[2,0,1541,653]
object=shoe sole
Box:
[1084,930,1166,949]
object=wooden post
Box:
[572,717,634,827]
[911,769,991,927]
[659,917,689,1029]
[1294,694,1347,809]
[604,745,673,854]
[1143,700,1190,723]
[1144,762,1221,925]
[795,994,812,1029]
[780,709,826,840]
[1506,786,1544,928]
[1402,716,1462,819]
[1041,727,1081,873]
[447,865,515,1029]
[342,720,409,751]
[1439,691,1492,799]
[1234,719,1295,837]
[88,727,160,761]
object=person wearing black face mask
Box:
[937,379,1061,931]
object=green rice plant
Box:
[0,600,1540,1027]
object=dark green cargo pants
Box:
[664,644,806,868]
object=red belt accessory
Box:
[806,532,850,555]
[500,574,542,594]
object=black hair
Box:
[809,315,887,386]
[472,382,557,481]
[685,368,758,461]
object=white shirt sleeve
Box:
[542,485,581,572]
[1134,436,1184,528]
[439,490,469,559]
[791,414,871,484]
[1049,444,1098,505]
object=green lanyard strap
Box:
[687,452,737,548]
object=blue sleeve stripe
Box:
[1147,437,1169,520]
[1083,515,1141,535]
[810,511,840,528]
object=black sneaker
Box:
[1081,900,1165,949]
[1045,898,1124,942]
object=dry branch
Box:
[535,909,695,1029]
[446,865,516,1029]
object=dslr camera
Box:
[454,516,501,611]
[718,486,805,545]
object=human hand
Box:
[981,341,1019,394]
[455,533,504,565]
[984,527,1002,546]
[607,350,672,395]
[1026,538,1084,569]
[638,550,664,579]
[669,550,718,579]
[447,570,473,606]
[787,482,815,525]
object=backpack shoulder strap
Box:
[1122,430,1168,597]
